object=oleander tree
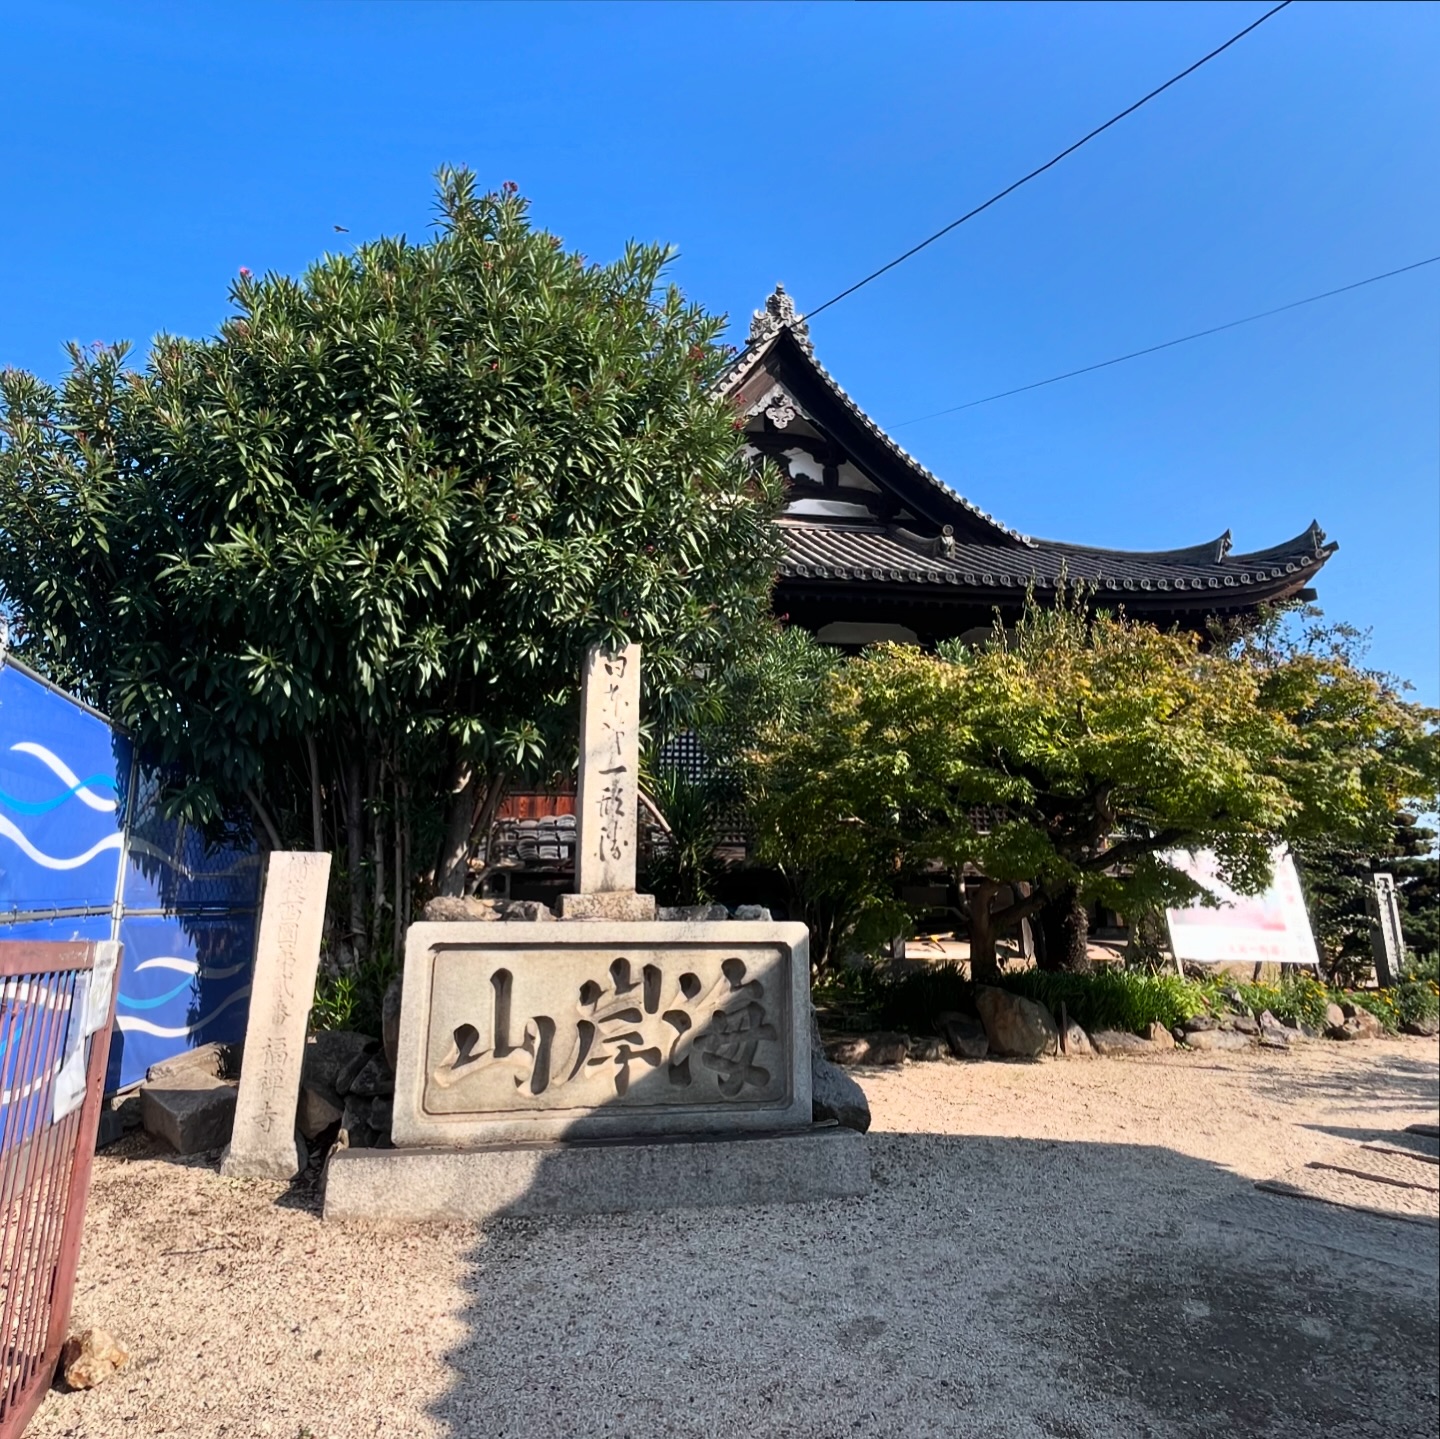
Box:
[0,169,782,966]
[746,594,1439,977]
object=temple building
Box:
[721,286,1336,646]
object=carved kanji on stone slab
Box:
[429,954,776,1102]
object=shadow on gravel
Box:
[425,1132,1440,1439]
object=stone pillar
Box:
[1367,872,1405,988]
[558,643,654,921]
[220,851,331,1180]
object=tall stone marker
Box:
[558,642,655,921]
[1367,872,1405,988]
[221,850,332,1180]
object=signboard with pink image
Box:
[1164,847,1321,966]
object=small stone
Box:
[1229,1014,1260,1035]
[733,905,772,922]
[146,1041,238,1084]
[825,1036,872,1066]
[498,899,556,922]
[1401,1016,1439,1037]
[865,1032,910,1065]
[1170,1026,1187,1044]
[297,1085,343,1140]
[381,976,403,1074]
[1183,1028,1252,1052]
[1146,1022,1175,1050]
[1061,1020,1093,1056]
[974,987,1058,1059]
[1324,1002,1346,1030]
[1182,1015,1218,1033]
[657,904,728,923]
[908,1034,948,1062]
[368,1096,393,1136]
[345,1055,395,1098]
[423,895,502,921]
[1348,1009,1385,1039]
[1088,1029,1155,1056]
[60,1328,128,1390]
[941,1014,990,1060]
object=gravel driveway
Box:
[32,1038,1440,1439]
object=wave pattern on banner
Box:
[115,985,252,1040]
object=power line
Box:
[802,0,1294,323]
[892,255,1440,427]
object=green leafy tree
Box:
[747,594,1439,977]
[0,169,781,965]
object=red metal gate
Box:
[0,942,117,1438]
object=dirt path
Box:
[32,1038,1440,1439]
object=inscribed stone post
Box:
[220,851,331,1180]
[558,643,655,920]
[1367,872,1405,988]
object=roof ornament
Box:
[1217,529,1233,560]
[748,284,814,355]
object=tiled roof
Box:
[722,323,1030,546]
[778,520,1335,599]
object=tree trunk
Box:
[345,756,366,966]
[1037,887,1090,973]
[968,880,1002,983]
[435,765,478,897]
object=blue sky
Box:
[3,1,1436,701]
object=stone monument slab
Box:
[220,850,331,1181]
[391,920,811,1146]
[1367,872,1405,988]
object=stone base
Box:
[322,1125,869,1223]
[219,1138,302,1182]
[555,891,657,922]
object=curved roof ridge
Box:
[719,290,1033,548]
[1034,531,1236,564]
[1230,520,1335,564]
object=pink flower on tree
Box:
[238,267,251,277]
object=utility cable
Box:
[892,254,1440,426]
[802,0,1294,323]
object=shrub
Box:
[1394,978,1440,1028]
[846,962,1206,1037]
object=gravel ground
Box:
[32,1037,1440,1439]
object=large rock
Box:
[346,1054,395,1098]
[60,1329,128,1390]
[1182,1015,1219,1034]
[810,1011,871,1133]
[141,1075,237,1154]
[1088,1029,1155,1056]
[1324,1001,1346,1030]
[811,1050,872,1133]
[422,895,558,923]
[974,987,1058,1059]
[908,1035,948,1063]
[297,1086,343,1140]
[1184,1028,1252,1052]
[381,975,403,1074]
[1228,1013,1260,1035]
[1061,1019,1093,1056]
[1401,1016,1439,1037]
[302,1031,377,1109]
